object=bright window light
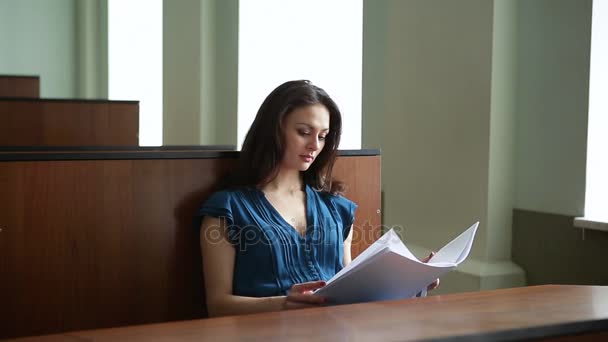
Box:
[584,0,608,221]
[108,0,163,146]
[238,0,363,150]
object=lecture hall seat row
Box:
[0,148,382,339]
[0,74,39,98]
[2,76,607,342]
[0,74,382,339]
[0,74,138,146]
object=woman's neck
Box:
[261,168,303,195]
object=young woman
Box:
[197,80,436,317]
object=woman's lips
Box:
[300,155,314,162]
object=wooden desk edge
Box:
[7,285,608,342]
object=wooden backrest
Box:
[0,150,381,339]
[0,75,39,98]
[0,99,139,146]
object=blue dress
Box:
[196,184,357,297]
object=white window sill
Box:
[573,217,608,232]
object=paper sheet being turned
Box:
[315,222,479,305]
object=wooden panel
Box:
[0,154,380,338]
[0,100,138,146]
[334,156,382,257]
[6,286,608,342]
[0,75,39,98]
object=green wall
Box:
[363,0,494,257]
[361,0,604,292]
[361,0,387,151]
[75,0,108,99]
[2,0,604,289]
[511,0,606,287]
[513,209,608,285]
[487,0,517,264]
[0,0,77,98]
[163,0,204,145]
[162,0,237,146]
[514,0,591,217]
[362,0,527,294]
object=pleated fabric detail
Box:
[196,184,358,297]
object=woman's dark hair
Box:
[229,80,345,195]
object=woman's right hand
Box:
[283,280,327,310]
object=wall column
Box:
[163,0,237,146]
[362,0,525,293]
[75,0,108,99]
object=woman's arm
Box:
[200,216,325,317]
[342,225,354,267]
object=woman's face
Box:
[281,104,330,172]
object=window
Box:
[575,0,608,230]
[108,0,163,146]
[237,0,363,149]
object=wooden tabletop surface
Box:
[7,285,608,342]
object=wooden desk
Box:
[8,285,608,341]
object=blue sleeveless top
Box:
[196,184,357,297]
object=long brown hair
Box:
[229,80,345,195]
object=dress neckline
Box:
[256,184,313,240]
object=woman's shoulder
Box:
[311,186,357,210]
[205,186,256,204]
[196,186,256,226]
[310,186,358,232]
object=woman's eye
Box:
[298,130,310,136]
[319,135,326,141]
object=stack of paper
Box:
[315,222,479,304]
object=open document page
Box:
[315,222,479,305]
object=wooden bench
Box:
[0,75,39,98]
[0,148,381,339]
[0,98,139,146]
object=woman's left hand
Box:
[422,252,440,291]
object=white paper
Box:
[315,222,479,305]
